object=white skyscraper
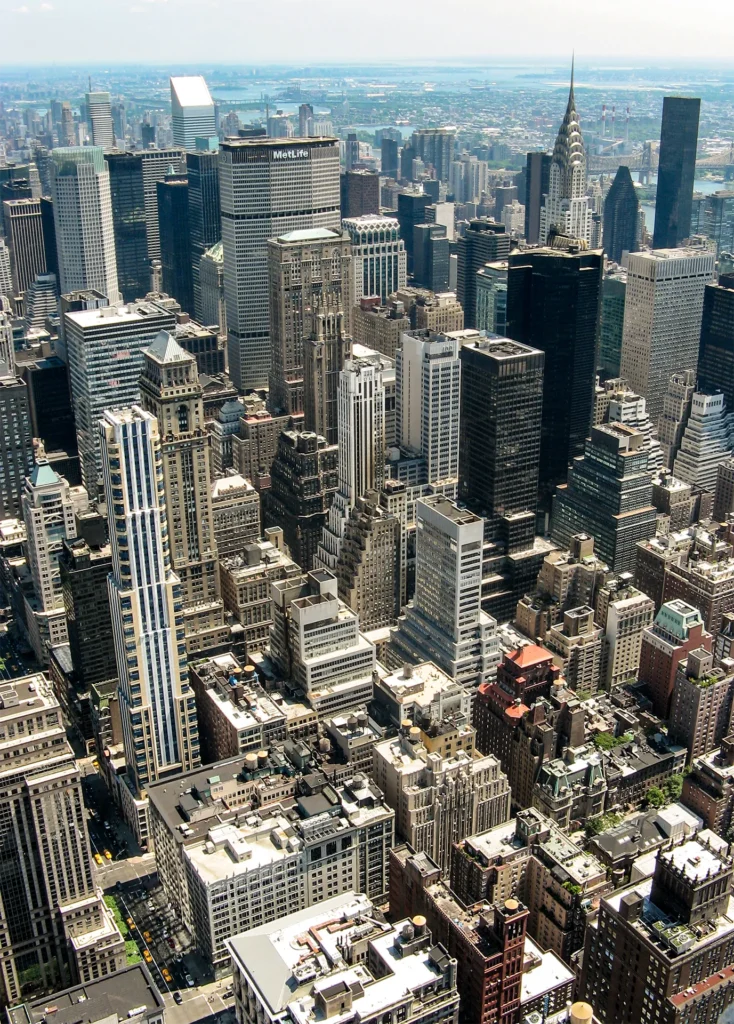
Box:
[538,63,592,245]
[316,356,385,570]
[170,76,216,151]
[219,137,340,390]
[390,495,500,689]
[619,247,716,423]
[49,147,120,303]
[343,214,407,303]
[85,91,114,149]
[673,391,734,494]
[0,240,11,297]
[102,406,200,799]
[395,330,461,494]
[64,298,176,496]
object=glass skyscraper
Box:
[653,96,701,250]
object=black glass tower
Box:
[653,96,701,250]
[603,165,639,263]
[186,149,220,321]
[698,273,734,409]
[525,152,551,244]
[40,197,58,283]
[157,173,194,315]
[413,223,449,292]
[456,219,511,328]
[506,246,603,508]
[397,191,432,273]
[106,152,150,302]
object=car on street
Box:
[173,993,183,1005]
[143,931,152,943]
[126,918,136,930]
[162,969,172,983]
[185,975,194,988]
[143,950,153,964]
[167,938,175,949]
[93,853,103,865]
[104,849,112,860]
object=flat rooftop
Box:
[520,936,574,1006]
[65,301,171,330]
[7,964,164,1024]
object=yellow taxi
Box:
[143,950,153,964]
[126,918,136,931]
[93,853,103,865]
[143,931,152,943]
[162,969,172,983]
[103,849,112,860]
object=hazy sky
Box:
[1,0,732,65]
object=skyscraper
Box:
[0,371,34,518]
[199,240,226,335]
[619,247,715,423]
[653,97,701,249]
[506,245,603,506]
[396,191,432,274]
[170,76,216,150]
[219,137,340,390]
[412,223,449,292]
[0,240,12,296]
[2,198,47,295]
[552,423,657,572]
[316,356,386,570]
[524,151,551,243]
[598,266,627,377]
[139,148,186,261]
[157,173,194,314]
[138,332,226,655]
[602,165,639,263]
[698,273,734,410]
[539,65,592,245]
[340,169,380,217]
[105,152,149,302]
[268,227,352,417]
[343,214,406,304]
[64,298,176,495]
[49,147,120,303]
[85,90,114,149]
[411,127,456,181]
[456,220,511,328]
[459,337,544,531]
[102,406,200,796]
[186,147,220,320]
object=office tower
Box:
[174,319,224,375]
[639,599,711,718]
[40,196,58,281]
[340,169,379,217]
[19,356,76,459]
[500,199,525,236]
[552,423,657,572]
[411,127,455,181]
[49,147,120,303]
[524,151,551,243]
[219,532,298,651]
[64,298,176,495]
[620,247,715,422]
[0,675,126,1005]
[170,75,216,150]
[268,227,351,416]
[270,568,376,714]
[506,246,603,505]
[390,496,500,689]
[105,152,149,302]
[60,532,117,687]
[456,220,511,328]
[156,173,194,314]
[263,430,337,571]
[595,577,655,690]
[59,101,75,145]
[210,472,260,557]
[303,304,353,446]
[343,214,406,303]
[111,100,127,143]
[539,67,592,245]
[0,372,34,518]
[186,147,220,320]
[658,369,697,468]
[598,266,626,377]
[345,132,360,170]
[0,240,12,296]
[351,297,409,359]
[219,137,340,390]
[701,190,734,254]
[228,892,458,1024]
[396,190,432,273]
[653,97,701,249]
[381,137,399,178]
[412,223,449,291]
[396,330,461,494]
[395,288,464,333]
[450,154,489,204]
[475,260,508,334]
[85,90,114,149]
[2,198,46,295]
[459,336,543,528]
[139,149,186,260]
[603,383,663,471]
[298,102,313,136]
[199,240,225,333]
[138,333,226,654]
[316,356,385,570]
[336,491,400,628]
[602,165,639,263]
[0,300,14,372]
[672,391,733,495]
[698,273,734,409]
[102,406,199,795]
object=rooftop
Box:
[276,228,340,243]
[170,74,214,109]
[520,936,574,1006]
[7,964,164,1024]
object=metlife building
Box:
[219,137,340,390]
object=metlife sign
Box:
[272,148,309,160]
